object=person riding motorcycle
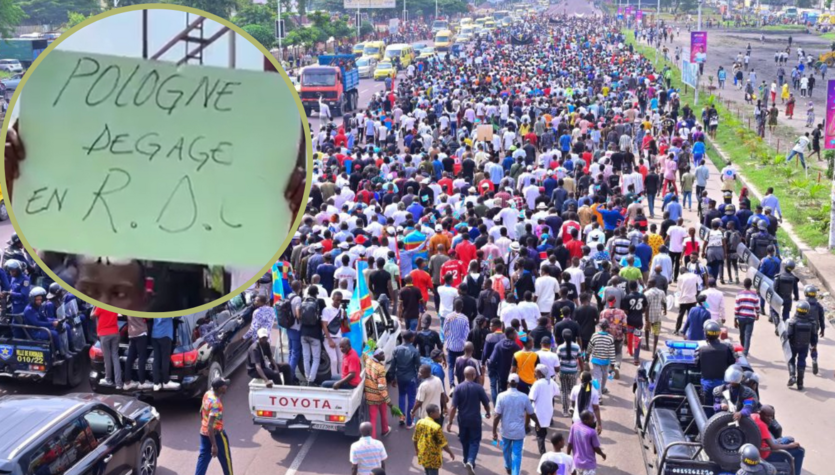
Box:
[803,285,826,375]
[695,320,736,406]
[713,365,759,420]
[21,286,73,359]
[787,301,814,390]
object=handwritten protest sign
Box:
[476,124,493,142]
[16,50,301,267]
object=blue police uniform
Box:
[22,304,65,354]
[9,275,30,314]
[0,269,10,292]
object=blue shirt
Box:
[152,317,174,340]
[758,256,782,279]
[494,387,535,440]
[634,243,653,272]
[667,201,683,221]
[683,305,711,341]
[598,209,623,231]
[442,313,470,352]
[9,275,30,314]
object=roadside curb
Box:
[705,134,835,297]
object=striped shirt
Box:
[349,436,388,475]
[588,332,616,364]
[443,312,470,352]
[557,343,581,374]
[734,289,760,323]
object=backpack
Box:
[276,293,297,329]
[300,297,320,327]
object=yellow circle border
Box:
[0,3,312,318]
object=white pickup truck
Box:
[249,300,401,437]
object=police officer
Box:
[774,259,799,323]
[756,246,781,315]
[787,301,814,390]
[695,320,736,406]
[713,365,759,420]
[721,203,742,233]
[803,285,826,375]
[44,282,85,351]
[736,443,777,475]
[3,260,30,315]
[22,286,72,359]
[748,220,779,260]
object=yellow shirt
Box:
[412,416,448,469]
[647,233,664,258]
[513,350,540,384]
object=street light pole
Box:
[435,0,438,19]
[695,0,702,106]
[277,0,283,61]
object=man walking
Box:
[443,299,471,388]
[350,422,387,475]
[393,330,421,428]
[413,404,455,475]
[567,411,607,475]
[734,278,760,356]
[195,378,233,475]
[493,374,541,475]
[447,366,491,474]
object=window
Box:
[227,293,246,313]
[301,72,336,87]
[27,418,97,475]
[83,409,120,443]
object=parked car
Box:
[356,57,378,78]
[0,393,161,475]
[1,73,22,102]
[0,59,22,73]
[89,291,256,400]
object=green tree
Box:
[66,10,92,28]
[676,0,698,13]
[17,0,100,26]
[162,0,238,19]
[242,23,275,49]
[233,1,276,27]
[0,0,26,38]
[360,20,373,36]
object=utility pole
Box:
[436,0,439,19]
[277,0,283,61]
[695,0,702,106]
[403,0,407,25]
[655,0,660,64]
[831,177,835,249]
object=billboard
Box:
[345,0,395,8]
[681,60,698,88]
[690,31,707,64]
[826,80,835,150]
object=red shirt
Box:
[320,239,333,253]
[409,269,434,302]
[752,414,772,459]
[454,240,477,268]
[566,239,584,259]
[478,179,495,195]
[93,307,119,337]
[561,221,581,243]
[438,177,454,195]
[440,260,467,287]
[342,349,362,386]
[357,189,375,204]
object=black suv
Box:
[0,393,161,475]
[89,291,255,400]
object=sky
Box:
[10,8,268,120]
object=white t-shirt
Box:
[530,378,560,428]
[437,285,459,317]
[536,349,560,380]
[517,301,542,329]
[415,376,444,419]
[570,384,601,422]
[333,266,357,295]
[500,302,524,328]
[350,437,388,475]
[534,275,559,313]
[667,226,688,253]
[321,306,344,336]
[537,452,575,475]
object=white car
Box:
[0,59,23,74]
[356,57,378,79]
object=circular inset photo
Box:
[1,6,310,316]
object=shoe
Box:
[153,384,161,392]
[99,379,114,387]
[735,279,740,285]
[602,387,610,395]
[787,376,796,387]
[399,420,406,427]
[381,427,392,438]
[140,382,154,390]
[466,462,475,475]
[813,361,819,375]
[613,368,620,379]
[406,423,414,429]
[114,384,123,390]
[720,280,726,285]
[122,382,138,390]
[163,381,181,390]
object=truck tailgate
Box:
[249,380,361,431]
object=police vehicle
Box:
[632,341,794,475]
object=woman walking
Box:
[557,329,583,417]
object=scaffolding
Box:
[140,9,236,69]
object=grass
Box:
[625,31,832,252]
[821,32,835,41]
[0,71,10,80]
[761,24,808,32]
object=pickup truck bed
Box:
[249,378,366,436]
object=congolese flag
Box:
[272,261,294,302]
[346,260,374,354]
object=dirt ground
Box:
[657,26,832,170]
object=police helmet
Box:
[704,320,721,339]
[724,204,736,215]
[784,259,796,272]
[711,218,722,228]
[9,233,20,245]
[3,259,21,271]
[47,282,63,299]
[804,285,818,298]
[724,365,745,384]
[740,443,762,468]
[796,301,810,314]
[743,371,760,386]
[28,286,47,304]
[757,219,768,231]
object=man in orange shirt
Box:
[410,257,434,305]
[429,225,451,257]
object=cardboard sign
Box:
[16,51,300,267]
[476,124,493,141]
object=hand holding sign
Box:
[13,51,302,267]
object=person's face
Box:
[333,293,342,307]
[76,261,147,312]
[259,336,270,347]
[33,296,43,307]
[340,339,351,354]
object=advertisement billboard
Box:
[344,0,395,8]
[826,80,835,150]
[681,60,698,88]
[690,31,707,64]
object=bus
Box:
[492,10,510,21]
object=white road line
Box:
[361,89,369,93]
[284,431,318,475]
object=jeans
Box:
[766,442,805,475]
[125,335,149,384]
[301,336,322,383]
[489,371,499,404]
[458,425,482,465]
[152,337,172,385]
[738,319,755,356]
[646,192,657,217]
[368,403,389,439]
[286,328,302,384]
[100,334,123,386]
[324,334,342,378]
[398,379,417,426]
[670,252,683,281]
[786,150,807,168]
[535,426,550,455]
[682,191,692,209]
[447,349,463,386]
[501,437,524,475]
[424,470,439,475]
[700,378,724,406]
[707,259,723,281]
[591,362,609,394]
[195,430,233,475]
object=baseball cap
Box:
[257,328,270,339]
[508,373,521,383]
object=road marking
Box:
[361,89,368,93]
[284,431,318,475]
